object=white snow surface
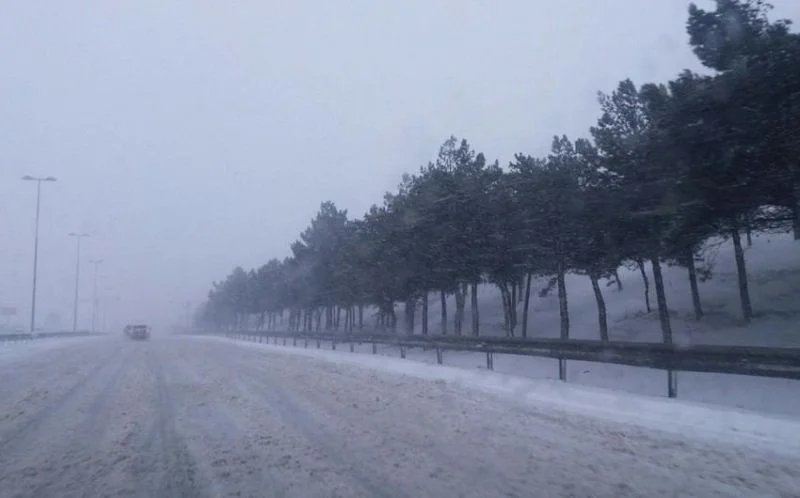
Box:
[2,334,799,496]
[0,335,102,364]
[211,335,800,458]
[236,234,800,417]
[418,232,800,347]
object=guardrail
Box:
[0,331,104,342]
[208,329,800,399]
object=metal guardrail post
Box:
[332,340,336,351]
[668,370,678,398]
[216,330,800,391]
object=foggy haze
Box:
[2,0,798,331]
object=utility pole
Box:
[22,175,57,334]
[68,233,90,332]
[89,259,103,333]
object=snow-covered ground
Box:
[4,335,798,497]
[0,335,102,364]
[213,335,800,456]
[414,232,800,346]
[241,233,800,416]
[227,332,800,418]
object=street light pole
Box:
[89,259,103,333]
[22,175,57,334]
[68,232,90,332]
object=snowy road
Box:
[1,336,798,497]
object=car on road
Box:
[124,324,151,340]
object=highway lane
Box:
[0,335,798,497]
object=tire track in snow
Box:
[0,350,118,455]
[25,350,132,497]
[149,347,204,498]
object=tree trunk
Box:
[650,255,673,344]
[511,283,517,311]
[589,272,609,342]
[349,307,355,333]
[731,228,753,323]
[521,272,533,339]
[793,181,800,240]
[358,304,364,330]
[404,299,416,335]
[454,283,466,336]
[505,281,518,336]
[440,290,447,335]
[686,249,703,320]
[499,284,511,335]
[614,268,623,291]
[470,281,480,336]
[636,258,651,313]
[556,260,569,340]
[315,309,322,332]
[421,293,429,335]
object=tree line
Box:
[198,1,799,344]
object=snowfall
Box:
[1,232,799,497]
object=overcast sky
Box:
[1,0,798,332]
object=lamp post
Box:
[89,259,103,333]
[68,232,90,332]
[21,175,57,334]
